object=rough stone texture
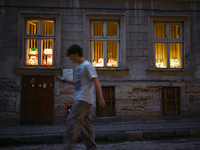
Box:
[126,131,143,141]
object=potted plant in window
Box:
[29,47,38,54]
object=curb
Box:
[0,129,200,146]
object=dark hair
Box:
[66,44,83,57]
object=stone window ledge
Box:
[14,67,63,75]
[147,69,194,76]
[96,68,129,71]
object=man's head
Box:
[66,44,84,64]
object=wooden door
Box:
[96,87,115,117]
[21,75,54,125]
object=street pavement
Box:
[1,138,200,150]
[0,120,200,146]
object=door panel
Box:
[21,75,54,125]
[37,77,54,124]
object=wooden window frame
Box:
[25,19,55,66]
[85,14,126,70]
[149,16,192,71]
[153,22,183,69]
[162,87,180,116]
[96,87,115,117]
[18,12,61,68]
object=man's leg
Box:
[81,111,97,150]
[62,101,91,150]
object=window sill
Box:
[147,69,194,76]
[14,67,63,75]
[95,68,129,71]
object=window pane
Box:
[92,41,104,67]
[107,23,118,36]
[92,23,103,36]
[107,42,118,67]
[170,43,181,68]
[27,20,38,34]
[41,39,53,65]
[42,20,54,35]
[155,43,167,68]
[155,24,166,38]
[26,39,38,65]
[170,25,180,38]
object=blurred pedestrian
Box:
[58,44,106,150]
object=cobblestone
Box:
[0,138,200,150]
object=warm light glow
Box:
[107,23,118,36]
[155,43,167,68]
[27,20,38,34]
[107,42,118,67]
[92,22,103,36]
[170,43,181,68]
[155,24,166,38]
[92,41,104,67]
[41,39,53,66]
[42,21,54,35]
[26,39,38,65]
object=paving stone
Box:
[126,131,143,141]
[42,134,62,144]
[106,132,126,141]
[0,135,19,146]
[190,129,200,137]
[175,130,190,137]
[143,131,160,140]
[95,132,106,141]
[159,130,175,138]
[19,135,42,144]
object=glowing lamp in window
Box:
[92,41,104,67]
[41,39,53,65]
[170,43,181,68]
[155,43,167,68]
[26,39,38,65]
[107,42,118,67]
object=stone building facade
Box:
[0,0,200,126]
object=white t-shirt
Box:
[75,60,98,104]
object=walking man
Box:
[59,44,106,150]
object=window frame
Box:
[24,18,55,66]
[91,21,120,68]
[85,14,126,70]
[18,12,61,68]
[149,16,191,70]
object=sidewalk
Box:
[0,120,200,146]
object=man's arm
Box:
[57,76,76,85]
[92,77,106,108]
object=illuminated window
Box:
[91,21,119,68]
[25,19,54,66]
[154,22,182,69]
